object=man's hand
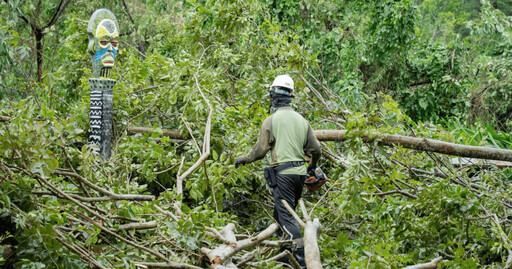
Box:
[235,157,246,168]
[307,164,316,176]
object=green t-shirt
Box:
[243,107,321,175]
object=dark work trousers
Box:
[273,173,307,268]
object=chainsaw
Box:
[305,167,328,192]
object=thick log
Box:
[304,218,323,269]
[315,130,512,162]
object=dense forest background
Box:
[3,0,512,268]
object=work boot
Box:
[294,247,307,269]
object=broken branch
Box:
[54,170,155,201]
[201,223,279,268]
[281,199,306,228]
[117,221,157,231]
[404,257,443,269]
[132,262,202,269]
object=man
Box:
[235,74,322,268]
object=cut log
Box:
[315,130,512,162]
[304,218,323,269]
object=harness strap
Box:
[273,161,305,174]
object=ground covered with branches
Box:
[2,0,512,268]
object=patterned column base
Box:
[89,78,116,160]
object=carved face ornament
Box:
[87,9,120,77]
[94,19,119,67]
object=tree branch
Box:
[264,250,301,269]
[117,221,157,231]
[154,205,180,222]
[70,208,172,263]
[54,170,155,201]
[132,262,202,269]
[404,257,443,269]
[201,223,279,267]
[175,71,213,210]
[121,0,135,25]
[281,199,306,228]
[43,0,70,30]
[25,170,107,221]
[127,126,184,140]
[281,200,323,268]
[54,230,109,269]
[362,190,418,200]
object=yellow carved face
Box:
[94,19,119,67]
[95,19,119,44]
[87,9,120,77]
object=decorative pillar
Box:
[87,9,119,159]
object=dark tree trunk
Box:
[35,30,44,82]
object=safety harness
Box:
[274,161,305,173]
[264,161,328,192]
[264,161,304,188]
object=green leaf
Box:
[419,100,428,110]
[2,193,10,208]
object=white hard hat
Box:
[270,75,294,92]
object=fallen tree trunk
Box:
[6,114,512,162]
[315,130,512,162]
[125,126,512,162]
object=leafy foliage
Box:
[2,0,512,268]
